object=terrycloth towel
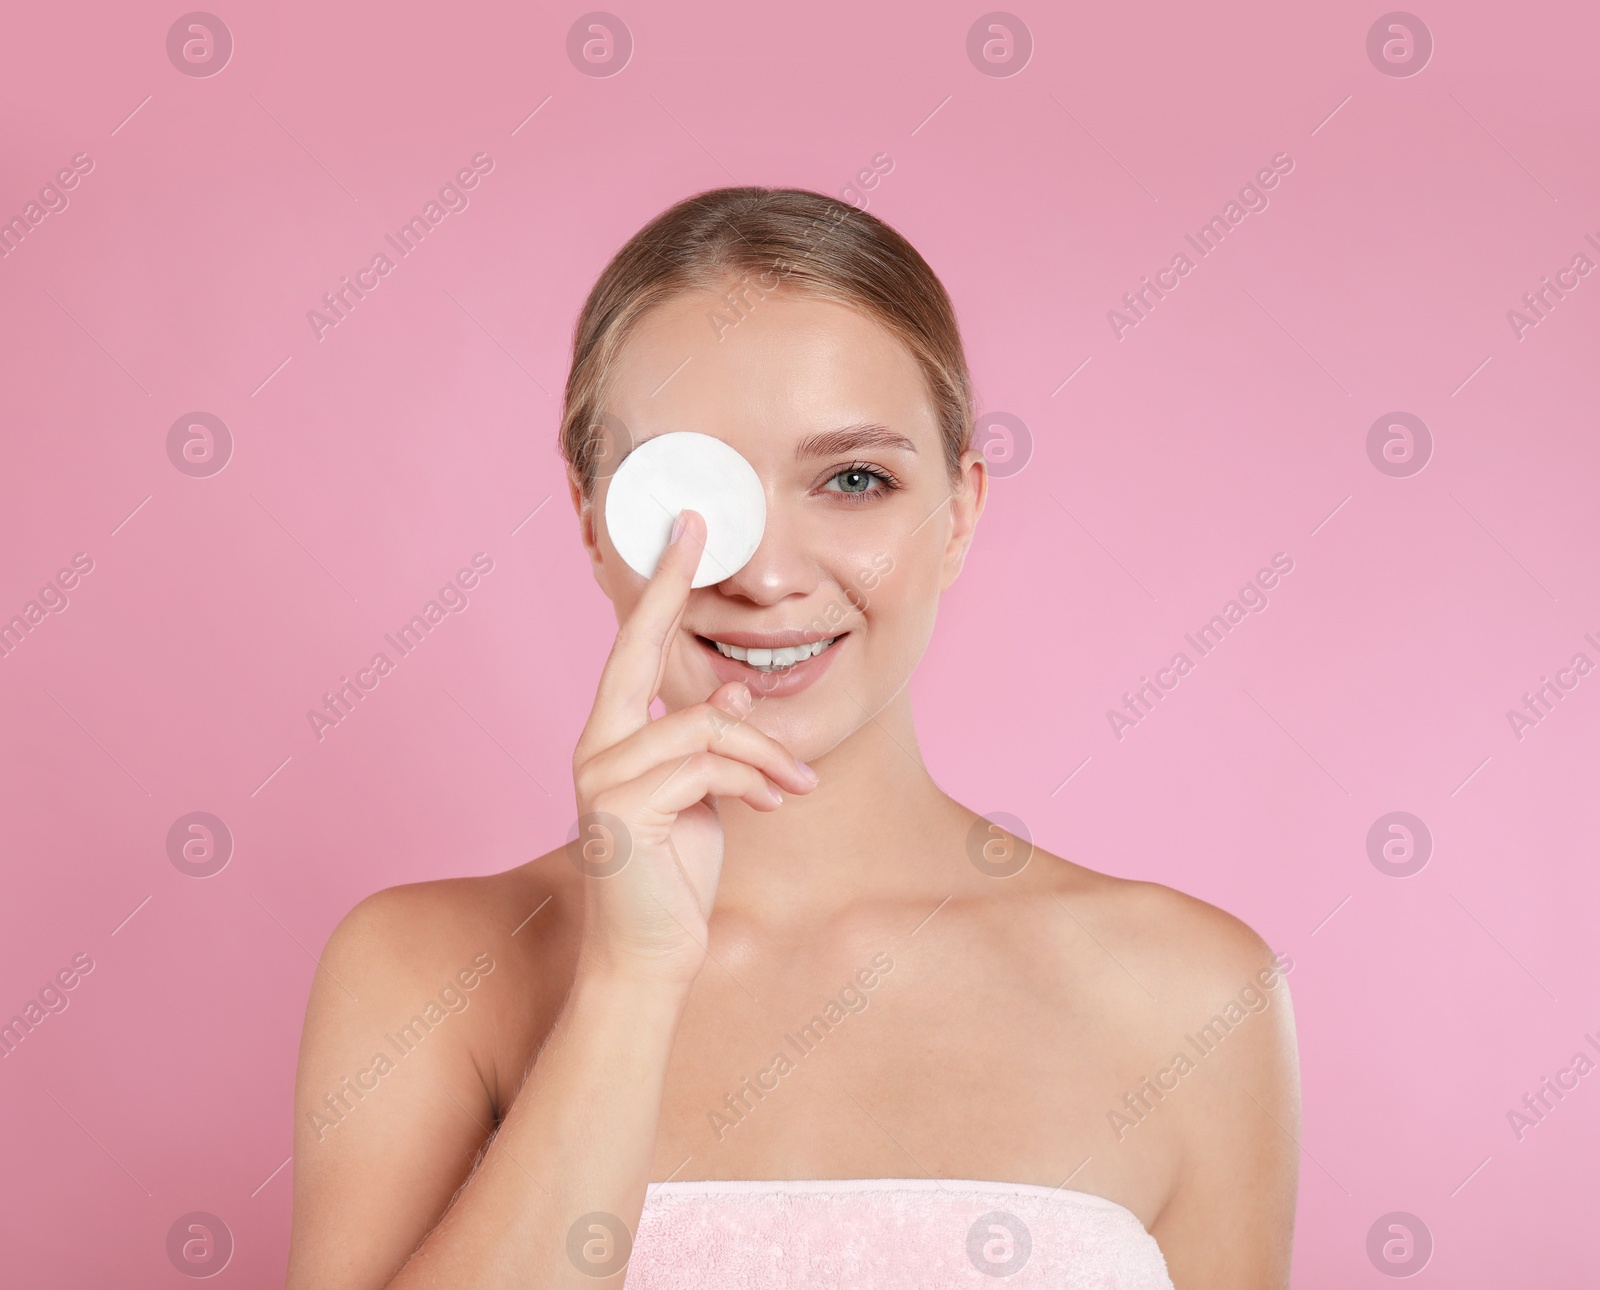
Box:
[625,1178,1174,1289]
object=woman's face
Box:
[573,283,986,763]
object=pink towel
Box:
[624,1178,1174,1289]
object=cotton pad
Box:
[604,432,767,588]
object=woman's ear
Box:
[941,446,989,590]
[568,467,605,578]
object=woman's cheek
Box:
[858,552,940,663]
[600,556,649,626]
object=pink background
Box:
[2,0,1596,1283]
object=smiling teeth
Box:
[712,638,838,671]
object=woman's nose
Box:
[715,501,817,606]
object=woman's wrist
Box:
[570,948,701,1014]
[547,960,696,1098]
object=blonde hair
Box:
[560,186,974,494]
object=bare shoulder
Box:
[1023,848,1294,1021]
[300,850,584,1109]
[329,846,582,966]
[286,851,583,1288]
[1068,864,1292,1005]
[1007,846,1300,1142]
[321,862,551,985]
[1024,852,1300,1282]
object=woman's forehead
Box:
[602,289,939,455]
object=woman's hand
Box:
[570,509,819,987]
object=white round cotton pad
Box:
[604,432,767,589]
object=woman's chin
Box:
[658,681,858,769]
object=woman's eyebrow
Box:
[794,424,919,459]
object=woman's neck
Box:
[712,690,969,924]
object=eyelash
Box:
[819,462,902,501]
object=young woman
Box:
[286,187,1300,1289]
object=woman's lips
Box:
[693,632,847,698]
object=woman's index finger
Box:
[581,509,705,752]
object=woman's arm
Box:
[286,511,817,1289]
[1148,931,1302,1289]
[285,897,694,1290]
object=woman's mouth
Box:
[703,636,840,672]
[691,631,848,697]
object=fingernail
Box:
[670,512,686,543]
[768,785,784,806]
[796,761,819,784]
[731,684,753,714]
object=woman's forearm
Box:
[386,968,691,1289]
